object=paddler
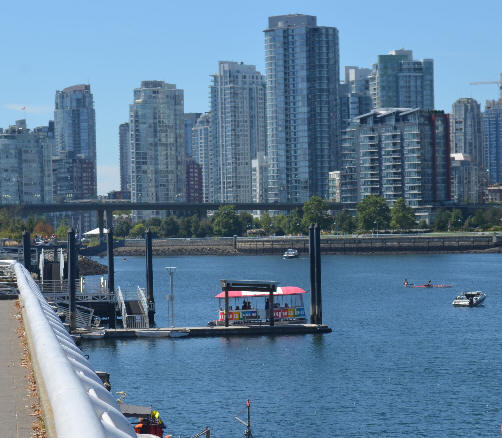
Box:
[403,279,408,287]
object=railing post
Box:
[67,228,76,332]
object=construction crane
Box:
[469,73,502,99]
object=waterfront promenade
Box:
[0,300,33,438]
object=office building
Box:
[184,113,202,157]
[119,122,131,192]
[251,152,268,203]
[483,99,502,185]
[129,81,186,220]
[450,98,484,202]
[340,66,372,129]
[265,14,340,203]
[0,121,45,204]
[192,113,213,203]
[186,159,203,203]
[369,50,434,110]
[210,61,265,203]
[341,109,450,207]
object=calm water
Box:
[84,253,502,437]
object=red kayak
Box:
[404,284,452,288]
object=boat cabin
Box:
[211,280,306,326]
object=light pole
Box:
[165,267,176,327]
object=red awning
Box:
[215,286,306,299]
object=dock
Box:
[104,324,332,339]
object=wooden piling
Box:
[314,224,322,325]
[269,286,275,327]
[107,227,114,293]
[145,229,155,326]
[67,228,76,332]
[309,225,317,324]
[97,209,104,243]
[224,284,229,327]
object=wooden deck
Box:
[103,324,332,339]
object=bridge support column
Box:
[105,209,113,230]
[97,209,104,243]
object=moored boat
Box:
[452,291,486,307]
[79,329,106,339]
[283,248,299,259]
[209,285,307,326]
[135,328,190,338]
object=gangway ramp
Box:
[117,286,149,328]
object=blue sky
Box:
[1,0,500,194]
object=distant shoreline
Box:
[90,234,502,257]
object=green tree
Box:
[238,212,254,235]
[286,209,303,235]
[178,217,192,237]
[260,213,273,235]
[432,209,450,232]
[114,219,131,237]
[356,196,390,232]
[449,209,464,231]
[302,196,330,230]
[273,214,288,236]
[390,198,416,230]
[56,217,70,239]
[160,216,179,237]
[336,210,356,234]
[212,205,242,236]
[129,223,145,238]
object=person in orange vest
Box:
[134,417,146,434]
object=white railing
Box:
[13,262,136,438]
[116,287,128,328]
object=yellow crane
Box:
[469,73,502,99]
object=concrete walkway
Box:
[0,300,34,437]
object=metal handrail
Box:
[13,262,136,438]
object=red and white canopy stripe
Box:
[215,286,306,299]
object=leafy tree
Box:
[178,217,192,237]
[260,213,273,235]
[56,217,70,239]
[33,220,55,237]
[336,210,356,234]
[356,196,390,232]
[449,209,464,231]
[114,219,131,237]
[129,223,145,238]
[161,216,179,237]
[432,209,450,232]
[286,209,303,235]
[302,196,329,230]
[390,198,416,230]
[195,218,211,237]
[212,205,242,236]
[273,214,288,236]
[190,214,201,237]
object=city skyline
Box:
[0,0,501,194]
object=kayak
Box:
[405,284,452,288]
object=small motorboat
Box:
[79,329,106,339]
[169,329,190,338]
[135,329,190,338]
[452,291,486,307]
[283,248,299,259]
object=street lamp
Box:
[374,220,378,237]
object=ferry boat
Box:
[452,291,486,307]
[283,248,299,259]
[209,286,307,326]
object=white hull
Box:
[135,329,190,338]
[452,291,486,307]
[80,330,105,339]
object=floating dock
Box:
[103,324,331,339]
